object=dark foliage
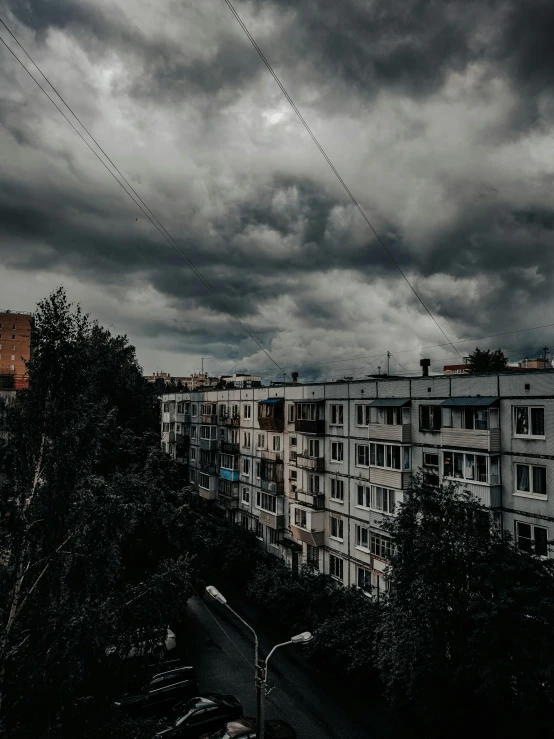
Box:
[467,346,508,372]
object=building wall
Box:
[0,311,33,389]
[161,370,554,596]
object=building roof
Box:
[369,398,411,407]
[259,397,283,404]
[440,396,498,407]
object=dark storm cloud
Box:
[2,0,554,376]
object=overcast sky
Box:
[1,0,553,381]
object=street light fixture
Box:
[205,585,312,739]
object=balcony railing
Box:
[260,479,284,494]
[290,524,324,547]
[220,441,240,454]
[201,414,218,425]
[368,423,411,443]
[176,412,191,424]
[199,461,217,474]
[260,449,284,462]
[295,419,325,435]
[287,489,325,509]
[224,415,241,427]
[440,428,501,452]
[199,438,218,451]
[295,454,324,471]
[220,468,240,482]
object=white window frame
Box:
[190,447,197,462]
[256,520,263,540]
[269,527,279,548]
[371,531,392,560]
[242,458,250,476]
[330,404,344,425]
[515,521,548,557]
[243,404,252,420]
[443,450,492,485]
[257,434,265,449]
[329,554,344,581]
[294,508,307,529]
[355,524,370,551]
[355,444,370,467]
[370,485,396,514]
[330,477,344,502]
[330,441,343,462]
[330,516,344,541]
[513,406,545,439]
[357,566,372,595]
[356,484,371,509]
[241,487,250,504]
[198,472,210,490]
[514,463,547,499]
[355,404,370,426]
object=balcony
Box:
[258,399,285,433]
[220,441,240,454]
[369,468,411,489]
[199,487,217,501]
[162,411,176,423]
[260,449,284,462]
[295,454,324,471]
[199,438,218,451]
[460,482,502,508]
[287,488,325,509]
[368,423,411,443]
[295,419,325,435]
[258,510,285,529]
[162,430,175,443]
[290,509,325,547]
[260,479,284,494]
[201,414,218,425]
[199,461,217,474]
[220,468,240,482]
[218,481,240,509]
[176,412,191,424]
[225,415,241,428]
[440,428,501,452]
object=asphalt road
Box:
[179,595,404,739]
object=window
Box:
[371,532,392,559]
[190,447,197,462]
[369,443,407,470]
[200,425,216,440]
[356,444,369,467]
[201,403,216,416]
[331,442,343,462]
[355,525,370,550]
[256,521,263,540]
[515,521,548,556]
[10,355,14,361]
[241,515,249,530]
[269,528,279,547]
[220,454,238,470]
[243,404,251,419]
[190,426,197,439]
[294,508,307,528]
[191,404,197,417]
[219,404,227,418]
[12,324,15,330]
[290,469,297,480]
[331,478,344,501]
[357,484,370,508]
[272,436,281,452]
[423,452,439,485]
[243,432,251,448]
[242,487,250,504]
[371,486,396,513]
[514,407,545,438]
[290,436,297,447]
[329,555,344,581]
[255,461,261,478]
[288,404,295,423]
[306,545,319,569]
[309,474,320,494]
[11,334,15,340]
[189,469,196,483]
[198,473,210,489]
[442,407,452,427]
[515,464,547,497]
[330,516,344,540]
[257,491,277,513]
[257,434,265,449]
[419,405,441,431]
[242,458,250,475]
[356,405,370,426]
[308,439,320,458]
[330,404,343,425]
[443,451,493,483]
[357,567,372,594]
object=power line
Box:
[223,0,462,361]
[0,19,289,380]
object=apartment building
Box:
[0,310,34,390]
[161,369,554,596]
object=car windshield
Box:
[168,697,205,723]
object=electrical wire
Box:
[0,19,290,380]
[223,0,462,360]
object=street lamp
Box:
[206,585,312,739]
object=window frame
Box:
[513,406,545,439]
[515,521,548,557]
[330,404,344,425]
[514,463,547,498]
[330,477,344,502]
[330,515,344,541]
[329,554,344,581]
[330,441,344,462]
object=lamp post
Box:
[206,586,312,739]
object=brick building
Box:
[0,311,34,390]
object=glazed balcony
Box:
[258,510,285,529]
[199,460,217,475]
[295,419,326,435]
[440,428,501,452]
[368,423,411,443]
[199,438,218,451]
[220,467,240,482]
[220,441,240,454]
[260,479,284,494]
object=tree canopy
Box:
[467,347,508,372]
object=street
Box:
[179,595,404,739]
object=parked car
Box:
[201,717,297,739]
[154,694,243,738]
[115,665,198,716]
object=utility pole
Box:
[386,351,391,376]
[543,346,549,364]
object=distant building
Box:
[0,310,34,390]
[144,371,219,389]
[219,373,262,388]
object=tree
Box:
[0,289,192,737]
[377,472,554,737]
[467,347,508,372]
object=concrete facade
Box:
[162,370,554,595]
